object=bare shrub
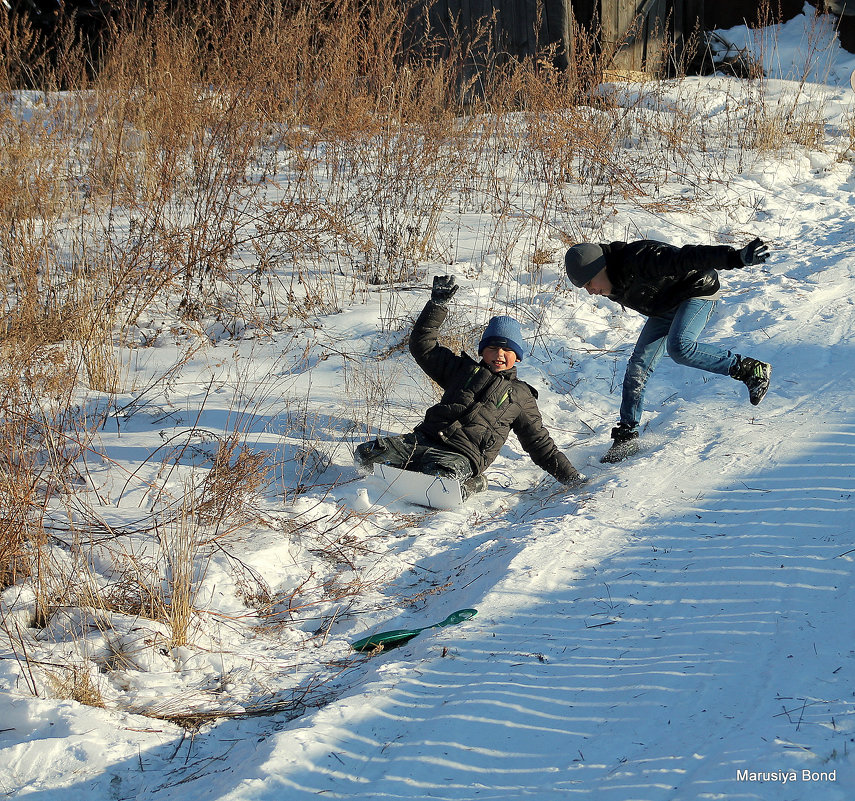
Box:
[0,341,82,589]
[198,436,269,523]
[159,505,203,649]
[46,664,105,707]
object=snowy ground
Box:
[2,8,855,801]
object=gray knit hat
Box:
[564,244,606,288]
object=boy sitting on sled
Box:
[355,276,584,499]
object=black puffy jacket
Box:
[602,240,744,317]
[409,300,579,483]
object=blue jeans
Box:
[619,298,738,430]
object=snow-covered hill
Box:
[2,9,855,801]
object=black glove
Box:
[739,238,770,266]
[431,275,459,306]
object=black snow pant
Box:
[355,431,473,481]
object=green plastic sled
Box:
[351,608,478,652]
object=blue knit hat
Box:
[478,316,524,361]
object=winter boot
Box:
[461,473,488,501]
[600,424,640,464]
[730,355,771,406]
[354,439,387,473]
[561,468,588,489]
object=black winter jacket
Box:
[602,240,744,317]
[409,300,579,483]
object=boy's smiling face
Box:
[481,345,517,372]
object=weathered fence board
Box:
[602,0,686,72]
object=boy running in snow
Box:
[355,276,585,497]
[564,237,772,464]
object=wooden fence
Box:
[407,0,707,74]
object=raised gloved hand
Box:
[431,275,459,306]
[739,238,770,266]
